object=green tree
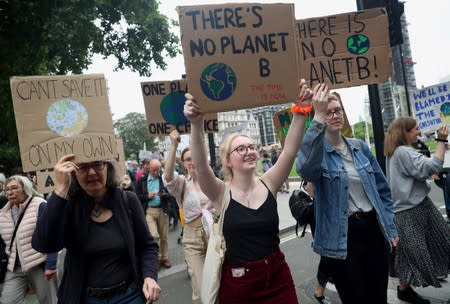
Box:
[0,0,179,173]
[114,112,156,160]
[352,121,374,142]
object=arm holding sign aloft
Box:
[262,79,312,193]
[164,130,180,184]
[433,124,448,161]
[184,94,225,209]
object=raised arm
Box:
[164,130,180,184]
[184,94,224,206]
[262,80,312,193]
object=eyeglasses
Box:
[4,185,22,193]
[229,144,257,155]
[326,107,343,118]
[77,161,106,174]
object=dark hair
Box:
[181,147,191,162]
[68,161,120,197]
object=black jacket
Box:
[32,189,159,304]
[136,173,169,213]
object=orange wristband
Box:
[291,103,313,115]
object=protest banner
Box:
[10,74,116,172]
[177,3,300,113]
[297,8,392,89]
[141,79,218,135]
[411,81,450,134]
[36,138,126,194]
[273,93,352,146]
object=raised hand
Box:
[311,83,330,121]
[54,154,78,198]
[295,78,313,106]
[169,129,181,146]
[183,93,203,124]
[437,124,449,140]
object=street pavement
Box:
[25,179,450,303]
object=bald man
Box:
[136,158,171,269]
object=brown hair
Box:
[181,147,191,161]
[384,117,417,157]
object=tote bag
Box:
[201,184,230,304]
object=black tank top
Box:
[223,180,279,264]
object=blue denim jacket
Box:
[296,120,397,259]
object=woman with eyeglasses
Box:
[183,79,312,303]
[384,118,450,304]
[32,155,161,304]
[0,175,57,304]
[162,129,214,304]
[296,84,398,304]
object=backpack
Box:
[288,183,314,237]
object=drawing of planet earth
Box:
[200,62,237,101]
[160,91,188,125]
[440,102,450,124]
[47,99,88,137]
[347,34,370,55]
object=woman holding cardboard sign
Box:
[183,79,312,303]
[32,155,160,304]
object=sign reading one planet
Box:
[296,8,392,89]
[10,74,116,172]
[411,81,450,134]
[177,3,300,113]
[141,79,218,136]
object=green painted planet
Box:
[160,92,189,125]
[47,99,88,137]
[200,63,237,101]
[347,34,370,55]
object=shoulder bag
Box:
[201,184,230,304]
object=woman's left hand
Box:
[44,268,56,281]
[293,78,313,107]
[391,236,399,247]
[143,277,161,303]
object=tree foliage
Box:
[0,0,179,173]
[352,121,374,142]
[114,112,156,160]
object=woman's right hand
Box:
[54,154,78,198]
[184,93,203,124]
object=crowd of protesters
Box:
[0,80,449,304]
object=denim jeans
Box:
[86,283,145,304]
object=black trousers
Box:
[322,211,389,304]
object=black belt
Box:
[87,281,131,299]
[349,209,375,220]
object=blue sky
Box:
[87,0,450,125]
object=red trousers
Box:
[219,249,298,304]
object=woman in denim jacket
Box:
[296,83,398,304]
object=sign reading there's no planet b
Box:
[177,3,300,113]
[411,81,450,134]
[297,8,392,89]
[10,74,116,172]
[141,79,218,136]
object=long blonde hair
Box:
[384,117,417,157]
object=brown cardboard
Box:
[36,138,126,194]
[10,74,116,172]
[177,3,300,113]
[297,8,392,89]
[140,79,218,135]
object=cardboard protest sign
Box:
[36,138,126,194]
[411,82,450,134]
[273,93,353,146]
[141,79,218,135]
[177,3,300,113]
[297,8,392,89]
[10,74,116,172]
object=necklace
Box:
[91,207,101,218]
